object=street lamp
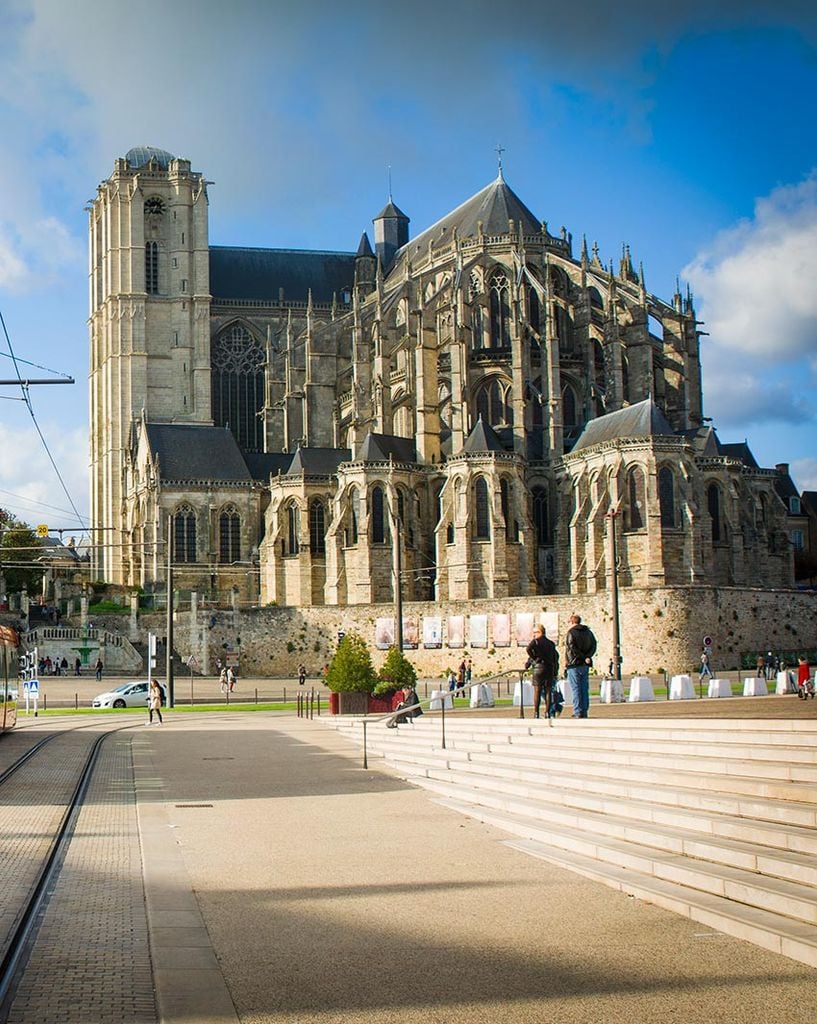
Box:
[606,508,622,681]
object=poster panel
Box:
[447,615,465,648]
[469,614,488,648]
[492,613,511,647]
[422,616,442,649]
[402,616,419,649]
[540,611,559,642]
[375,617,395,650]
[516,612,535,646]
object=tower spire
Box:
[495,143,505,180]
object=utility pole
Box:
[607,509,622,680]
[392,510,403,652]
[166,515,174,708]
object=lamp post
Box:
[392,509,403,652]
[166,515,175,708]
[606,509,622,681]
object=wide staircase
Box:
[321,714,817,969]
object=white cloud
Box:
[792,457,817,493]
[685,174,817,361]
[0,422,88,528]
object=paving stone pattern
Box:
[4,730,157,1023]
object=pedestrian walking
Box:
[525,624,559,720]
[298,663,307,686]
[219,667,228,694]
[75,657,82,676]
[227,666,236,692]
[148,678,163,725]
[764,651,776,681]
[699,651,713,680]
[95,658,103,682]
[465,658,472,686]
[797,656,814,699]
[565,613,597,719]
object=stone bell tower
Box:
[88,147,211,581]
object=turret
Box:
[373,198,409,273]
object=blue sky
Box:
[0,0,816,533]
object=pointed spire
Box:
[331,291,338,320]
[581,234,589,267]
[495,142,505,180]
[356,231,374,258]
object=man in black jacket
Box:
[565,613,597,718]
[526,624,560,719]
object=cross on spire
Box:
[495,143,505,179]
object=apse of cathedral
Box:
[88,146,794,605]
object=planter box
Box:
[328,692,339,715]
[367,697,392,714]
[337,691,369,715]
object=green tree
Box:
[0,512,42,594]
[373,645,417,696]
[325,632,377,693]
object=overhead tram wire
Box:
[0,308,85,531]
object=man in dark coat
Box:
[565,614,597,719]
[526,624,559,720]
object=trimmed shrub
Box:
[325,632,377,694]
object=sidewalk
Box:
[134,711,816,1024]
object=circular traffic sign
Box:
[703,636,713,648]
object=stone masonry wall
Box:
[165,586,816,680]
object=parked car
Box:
[92,681,149,709]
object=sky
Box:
[0,0,816,534]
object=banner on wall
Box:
[516,612,535,646]
[540,611,559,641]
[403,616,419,649]
[447,615,465,648]
[375,617,395,650]
[469,614,488,648]
[422,616,442,649]
[492,613,511,647]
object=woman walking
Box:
[149,678,164,725]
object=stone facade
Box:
[89,147,795,609]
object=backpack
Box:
[158,683,166,706]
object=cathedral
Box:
[88,146,795,607]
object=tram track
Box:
[0,720,140,1020]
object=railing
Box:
[348,668,529,769]
[23,627,126,648]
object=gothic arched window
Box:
[588,287,604,310]
[309,499,326,554]
[219,506,241,563]
[475,378,513,427]
[659,467,676,529]
[211,324,266,453]
[500,478,512,540]
[145,242,159,295]
[349,488,360,546]
[173,505,196,563]
[626,468,645,531]
[562,382,578,431]
[532,487,548,544]
[286,502,300,556]
[489,272,511,348]
[475,477,491,540]
[707,484,722,543]
[371,486,386,544]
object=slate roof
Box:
[287,448,351,476]
[243,452,294,481]
[773,467,800,504]
[358,433,416,463]
[145,424,252,482]
[717,441,759,468]
[396,175,541,262]
[462,417,507,454]
[572,398,676,452]
[375,200,409,221]
[802,491,817,516]
[209,246,357,304]
[356,232,374,257]
[125,146,175,169]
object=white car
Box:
[93,681,149,709]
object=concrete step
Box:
[501,837,817,969]
[416,762,817,856]
[411,774,817,888]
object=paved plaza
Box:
[5,697,817,1023]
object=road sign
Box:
[337,630,346,642]
[703,636,713,649]
[36,523,49,538]
[24,679,39,696]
